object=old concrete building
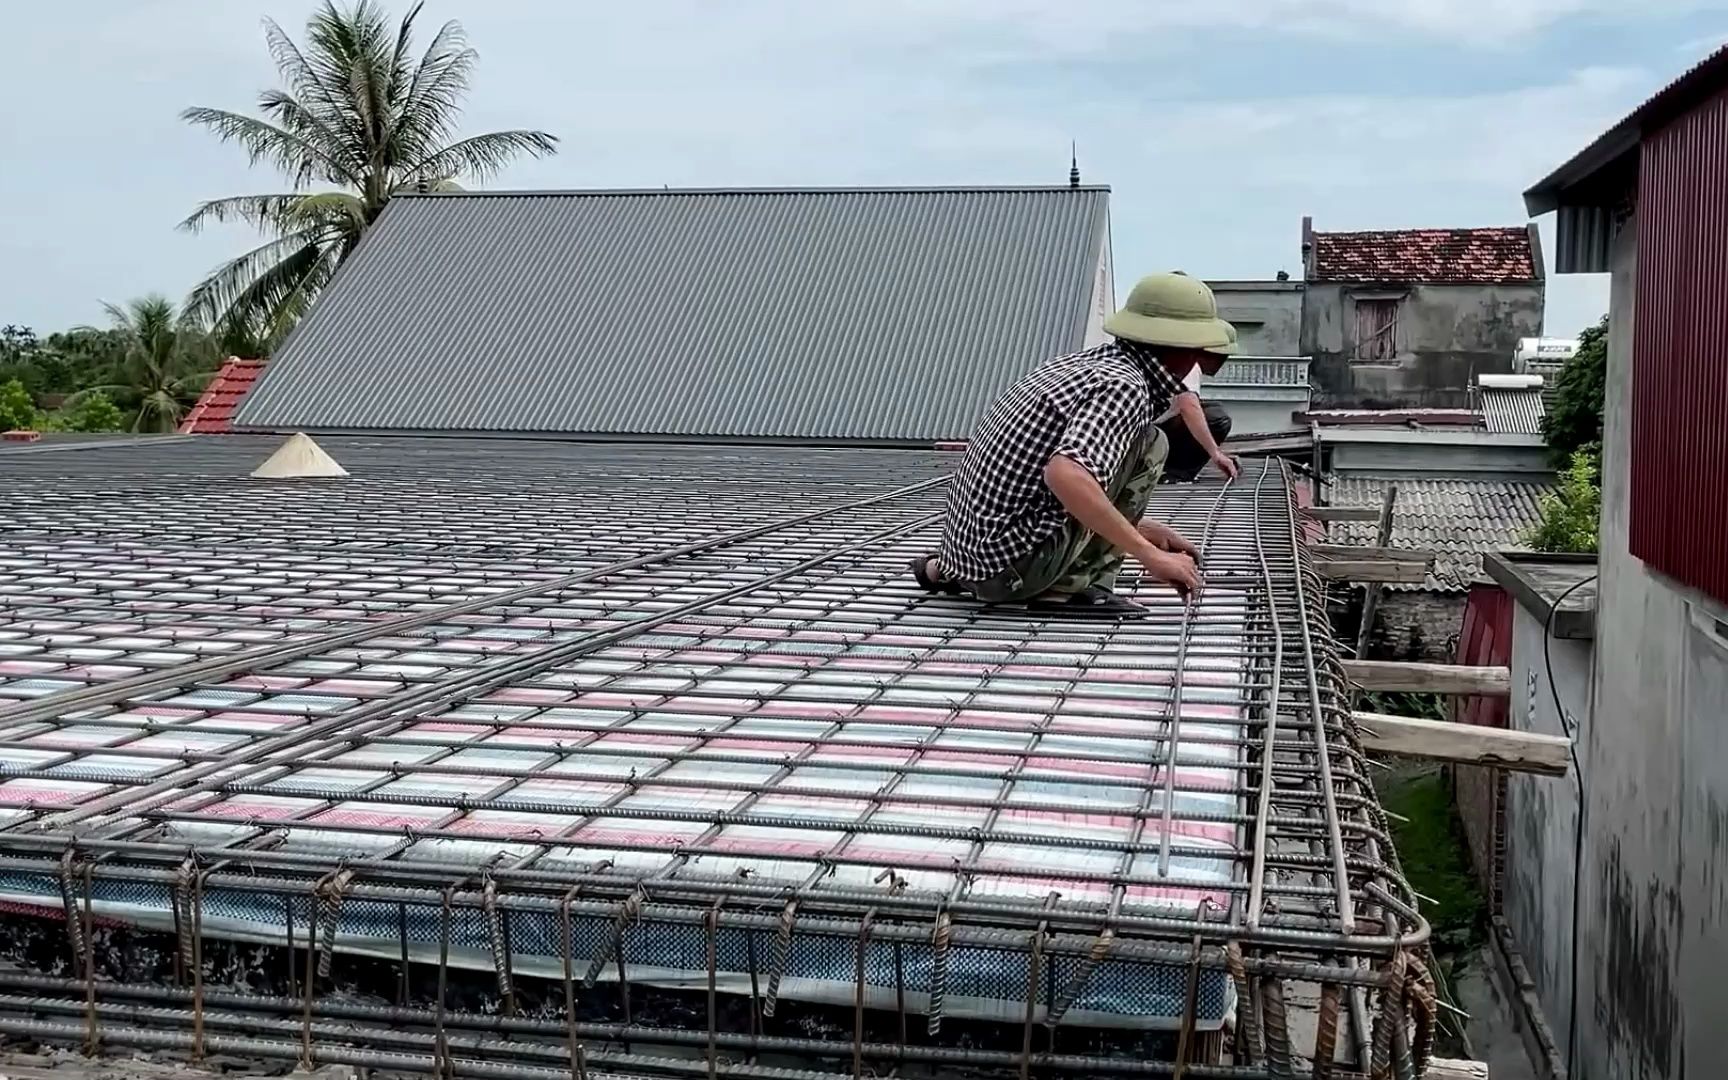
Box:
[1300,218,1546,408]
[1197,278,1311,435]
[1206,277,1303,356]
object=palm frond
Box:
[184,232,324,328]
[406,130,558,184]
[65,384,131,404]
[183,2,560,343]
[180,106,360,188]
[262,15,363,153]
[294,191,368,228]
[383,2,429,122]
[228,242,342,345]
[134,388,187,434]
[256,89,362,175]
[178,193,306,234]
[307,1,392,150]
[390,18,476,161]
[168,369,225,395]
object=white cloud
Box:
[0,0,1667,328]
[1674,29,1728,53]
[602,0,1728,54]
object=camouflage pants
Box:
[969,427,1169,603]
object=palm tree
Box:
[179,1,558,347]
[72,297,221,434]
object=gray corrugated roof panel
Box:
[235,187,1112,443]
[1480,387,1546,434]
[1330,476,1556,591]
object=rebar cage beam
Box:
[0,436,1433,1078]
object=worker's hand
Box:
[1139,521,1202,564]
[1210,450,1240,481]
[1139,547,1203,602]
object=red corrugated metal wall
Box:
[1451,584,1514,908]
[1631,84,1728,606]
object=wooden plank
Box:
[1356,485,1399,657]
[1310,543,1437,563]
[1352,711,1571,776]
[1342,660,1511,696]
[1426,1059,1490,1080]
[1314,560,1428,584]
[1299,505,1381,522]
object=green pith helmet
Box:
[1104,272,1235,350]
[1204,322,1240,356]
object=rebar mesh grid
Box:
[0,437,1433,1078]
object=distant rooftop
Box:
[179,357,264,434]
[235,186,1111,444]
[1308,224,1541,284]
[1302,408,1479,427]
[1332,476,1555,591]
[1479,385,1546,435]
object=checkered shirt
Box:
[937,337,1188,583]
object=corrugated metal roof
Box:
[1479,387,1546,434]
[1330,476,1555,591]
[236,187,1111,442]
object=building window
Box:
[1352,296,1401,362]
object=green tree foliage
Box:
[1528,446,1601,554]
[0,378,41,431]
[1,324,131,398]
[72,297,220,433]
[1,325,72,396]
[1542,315,1608,467]
[179,1,558,346]
[56,391,126,433]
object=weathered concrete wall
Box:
[1208,280,1303,356]
[1577,210,1728,1080]
[1205,395,1303,436]
[1372,591,1465,661]
[1327,435,1552,479]
[1502,597,1589,1058]
[1303,281,1543,408]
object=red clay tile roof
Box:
[1310,227,1537,284]
[179,358,265,434]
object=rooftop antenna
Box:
[1069,143,1081,188]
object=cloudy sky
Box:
[5,1,1726,338]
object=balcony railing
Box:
[1209,356,1311,387]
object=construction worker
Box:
[1158,322,1239,483]
[910,272,1236,616]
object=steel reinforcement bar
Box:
[0,453,1433,1077]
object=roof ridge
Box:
[1309,224,1538,284]
[399,184,1113,199]
[1312,225,1529,236]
